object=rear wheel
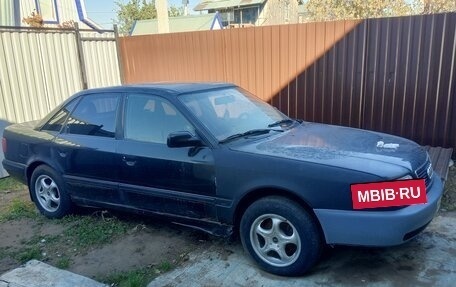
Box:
[240,196,322,276]
[30,165,72,218]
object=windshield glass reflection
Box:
[179,87,291,141]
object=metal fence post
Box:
[114,24,125,85]
[74,22,88,89]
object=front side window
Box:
[125,94,194,144]
[65,94,120,138]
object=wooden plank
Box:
[427,146,440,163]
[436,148,453,180]
[425,146,453,181]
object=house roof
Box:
[194,0,266,11]
[131,13,222,35]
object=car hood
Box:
[230,122,427,178]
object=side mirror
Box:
[167,131,203,148]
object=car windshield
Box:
[178,87,293,141]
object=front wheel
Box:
[240,196,322,276]
[30,165,72,218]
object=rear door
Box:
[53,93,122,204]
[117,93,217,220]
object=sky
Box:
[84,0,200,29]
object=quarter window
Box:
[42,99,78,132]
[125,94,194,143]
[65,94,120,138]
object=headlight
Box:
[397,175,413,180]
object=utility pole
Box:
[156,0,169,33]
[183,0,189,16]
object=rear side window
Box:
[65,94,120,138]
[42,99,79,132]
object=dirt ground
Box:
[0,185,220,284]
[442,165,456,211]
[1,165,455,285]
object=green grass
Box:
[157,261,174,273]
[0,180,180,280]
[102,261,174,287]
[63,214,131,247]
[1,211,131,270]
[103,269,154,287]
[0,208,133,271]
[11,234,60,264]
[0,177,26,191]
[17,246,42,263]
[21,234,60,246]
[0,198,37,221]
[56,257,71,269]
[0,247,10,259]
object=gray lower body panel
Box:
[314,176,443,246]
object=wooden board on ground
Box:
[424,146,453,181]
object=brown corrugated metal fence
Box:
[119,13,456,150]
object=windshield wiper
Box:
[268,119,295,128]
[219,129,281,144]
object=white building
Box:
[0,0,102,30]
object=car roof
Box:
[78,82,236,97]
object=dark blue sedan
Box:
[1,83,443,276]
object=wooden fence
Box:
[119,13,456,149]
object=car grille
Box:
[415,160,433,189]
[364,159,433,211]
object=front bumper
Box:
[314,176,444,246]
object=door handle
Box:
[122,156,137,167]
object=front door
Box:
[117,93,217,220]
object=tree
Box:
[115,0,157,34]
[115,0,184,35]
[169,6,184,17]
[414,0,456,14]
[304,0,414,21]
[303,0,456,22]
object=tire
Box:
[30,165,72,218]
[240,196,322,276]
